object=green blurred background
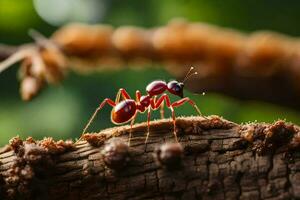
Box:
[1,0,300,145]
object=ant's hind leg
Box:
[115,88,131,103]
[81,98,116,137]
[144,107,151,144]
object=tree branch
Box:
[1,19,300,108]
[0,44,18,61]
[0,116,299,199]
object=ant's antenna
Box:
[182,67,198,83]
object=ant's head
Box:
[167,67,197,98]
[167,80,184,98]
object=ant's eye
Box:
[174,84,182,92]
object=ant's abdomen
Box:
[146,80,167,96]
[111,99,137,124]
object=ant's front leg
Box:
[81,98,116,135]
[115,88,132,104]
[172,97,207,119]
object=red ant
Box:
[81,67,205,144]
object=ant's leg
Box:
[145,107,151,144]
[153,94,178,142]
[115,91,121,104]
[128,114,137,146]
[83,88,131,135]
[160,101,165,119]
[172,97,207,119]
[115,88,132,104]
[169,106,178,143]
[81,98,116,135]
[153,94,171,109]
[135,90,141,102]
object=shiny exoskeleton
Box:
[82,67,204,144]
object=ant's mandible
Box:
[81,67,205,144]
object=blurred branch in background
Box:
[0,44,17,61]
[1,19,300,108]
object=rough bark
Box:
[0,116,300,200]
